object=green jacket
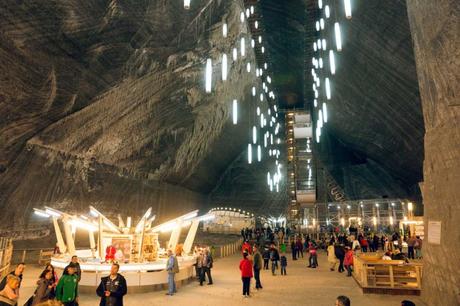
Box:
[253,251,263,270]
[56,274,78,302]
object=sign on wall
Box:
[427,221,441,245]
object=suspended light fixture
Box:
[240,12,245,23]
[316,127,320,143]
[253,126,257,144]
[246,62,251,72]
[323,103,328,123]
[252,87,256,96]
[261,46,265,53]
[320,18,325,30]
[319,58,323,68]
[267,172,271,185]
[315,21,320,31]
[319,110,323,128]
[248,144,252,164]
[255,21,259,29]
[317,39,322,49]
[222,23,228,37]
[222,54,227,81]
[318,0,323,9]
[322,39,327,50]
[256,106,261,115]
[257,145,261,162]
[325,78,331,100]
[258,36,262,43]
[313,42,317,51]
[344,0,352,19]
[260,113,264,127]
[233,48,237,61]
[245,8,250,18]
[264,62,268,69]
[325,5,330,18]
[264,134,268,147]
[184,0,190,9]
[205,58,212,93]
[240,37,245,57]
[232,99,238,125]
[267,76,272,83]
[250,6,254,14]
[251,39,255,48]
[260,93,263,102]
[335,22,342,51]
[329,50,336,75]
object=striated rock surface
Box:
[0,0,268,225]
[407,0,460,305]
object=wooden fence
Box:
[0,238,13,278]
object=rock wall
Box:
[406,1,460,305]
[0,0,264,226]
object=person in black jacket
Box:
[96,263,127,306]
[334,245,345,273]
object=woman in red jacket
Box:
[239,252,253,297]
[344,246,354,277]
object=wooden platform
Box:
[352,253,422,296]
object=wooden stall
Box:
[353,253,422,295]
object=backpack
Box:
[173,256,179,273]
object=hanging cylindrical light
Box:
[325,5,330,18]
[252,87,256,96]
[334,22,342,51]
[344,0,352,19]
[256,106,261,116]
[261,46,265,53]
[205,58,212,93]
[250,6,254,14]
[264,133,268,148]
[325,77,331,100]
[245,8,250,18]
[246,62,251,72]
[255,21,259,29]
[258,36,262,43]
[322,38,327,50]
[184,0,190,9]
[323,103,328,123]
[222,54,227,81]
[222,23,227,38]
[320,18,325,30]
[240,12,245,23]
[264,62,268,69]
[248,144,252,164]
[319,58,323,68]
[240,37,245,57]
[233,48,237,61]
[257,145,262,162]
[316,21,320,31]
[313,42,317,51]
[251,39,255,48]
[232,99,238,125]
[253,126,257,144]
[319,110,323,128]
[329,50,336,75]
[260,113,264,127]
[260,93,263,102]
[318,0,323,9]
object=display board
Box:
[427,221,441,245]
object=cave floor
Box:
[18,251,426,306]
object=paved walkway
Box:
[17,251,425,306]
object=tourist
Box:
[382,251,392,260]
[280,253,287,275]
[44,263,58,295]
[65,256,81,283]
[242,240,251,254]
[196,249,205,286]
[335,295,351,306]
[414,236,423,259]
[407,235,417,259]
[165,249,179,295]
[296,238,303,259]
[55,263,79,306]
[269,244,280,275]
[31,269,54,305]
[262,247,270,270]
[351,237,360,252]
[252,245,263,289]
[360,236,368,253]
[307,243,318,268]
[373,234,380,251]
[204,249,213,285]
[335,244,345,273]
[392,249,409,263]
[96,263,127,306]
[327,242,337,271]
[0,263,25,291]
[0,274,20,306]
[290,240,297,260]
[344,247,354,277]
[239,252,253,298]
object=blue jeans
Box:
[168,272,176,294]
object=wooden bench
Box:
[38,250,54,265]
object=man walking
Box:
[96,263,127,306]
[252,245,263,289]
[165,249,179,295]
[203,249,213,285]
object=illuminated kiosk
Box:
[33,206,213,292]
[202,207,255,234]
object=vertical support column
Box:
[98,216,103,259]
[168,220,183,251]
[183,220,200,255]
[89,231,96,258]
[53,217,67,254]
[62,217,76,255]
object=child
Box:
[56,263,79,305]
[308,243,318,268]
[344,247,354,277]
[280,253,287,275]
